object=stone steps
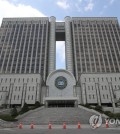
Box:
[18,107,105,125]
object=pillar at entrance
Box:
[64,16,73,74]
[48,16,56,74]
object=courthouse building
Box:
[0,16,120,108]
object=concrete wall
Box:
[79,73,120,106]
[0,74,42,107]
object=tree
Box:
[95,105,103,112]
[11,107,18,117]
[35,101,41,108]
[20,103,29,114]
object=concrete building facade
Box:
[0,16,120,108]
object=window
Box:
[105,86,107,90]
[18,95,19,100]
[32,95,33,100]
[93,95,95,99]
[28,95,30,100]
[89,95,91,99]
[14,95,16,100]
[107,94,108,99]
[103,94,105,99]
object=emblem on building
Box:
[55,76,67,89]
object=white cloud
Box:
[0,0,46,25]
[110,0,115,4]
[103,5,108,9]
[99,0,116,15]
[75,3,82,12]
[56,41,65,63]
[84,0,94,11]
[79,0,83,2]
[56,0,70,10]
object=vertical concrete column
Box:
[82,83,87,104]
[64,16,73,74]
[45,101,48,108]
[74,100,78,107]
[48,16,56,74]
[36,83,41,102]
[108,82,116,109]
[95,83,101,106]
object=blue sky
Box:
[0,0,120,69]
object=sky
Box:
[0,0,120,69]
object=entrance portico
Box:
[45,69,78,107]
[44,97,78,107]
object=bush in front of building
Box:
[94,105,103,112]
[10,107,18,117]
[0,114,18,121]
[80,104,92,109]
[114,113,120,119]
[19,103,29,114]
[104,111,120,119]
[35,101,41,108]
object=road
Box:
[0,126,120,134]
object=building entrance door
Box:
[48,100,75,107]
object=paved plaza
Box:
[0,126,120,134]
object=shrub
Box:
[104,111,112,115]
[84,104,92,109]
[0,114,17,121]
[35,101,41,108]
[95,105,103,112]
[19,103,29,114]
[114,113,120,119]
[10,107,18,117]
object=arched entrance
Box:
[45,69,78,107]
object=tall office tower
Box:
[0,17,120,107]
[71,17,120,80]
[0,18,49,80]
[48,16,56,74]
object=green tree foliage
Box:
[35,101,41,108]
[20,103,29,114]
[11,107,18,117]
[95,105,103,112]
